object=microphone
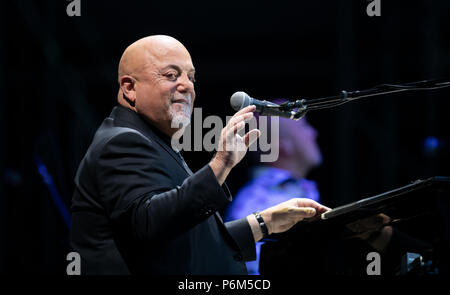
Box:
[230,91,298,119]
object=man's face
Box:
[134,45,196,136]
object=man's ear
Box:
[119,75,137,106]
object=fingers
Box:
[225,113,254,134]
[290,207,317,218]
[224,120,246,140]
[347,214,392,234]
[294,198,331,214]
[222,108,259,146]
[281,207,317,226]
[233,104,256,118]
[224,105,255,131]
[223,122,248,150]
[358,214,392,230]
[276,206,317,220]
[318,205,332,214]
[377,213,392,224]
[244,129,261,147]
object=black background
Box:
[1,0,449,274]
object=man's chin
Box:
[170,113,191,129]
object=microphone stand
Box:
[277,78,450,120]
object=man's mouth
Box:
[171,94,192,106]
[172,99,190,105]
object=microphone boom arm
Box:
[279,78,450,120]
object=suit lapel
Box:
[145,130,193,176]
[110,105,192,176]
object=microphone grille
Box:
[230,91,250,111]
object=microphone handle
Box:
[250,98,297,119]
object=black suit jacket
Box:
[70,105,256,275]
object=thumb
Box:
[244,129,261,148]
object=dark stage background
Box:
[0,0,449,274]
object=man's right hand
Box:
[209,105,260,185]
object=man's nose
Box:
[177,72,194,93]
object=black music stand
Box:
[259,176,450,275]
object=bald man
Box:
[70,35,329,275]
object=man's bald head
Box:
[118,35,191,83]
[116,35,196,137]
